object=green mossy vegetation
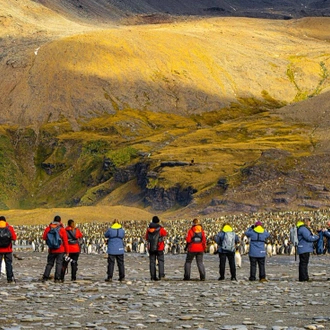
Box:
[0,94,314,209]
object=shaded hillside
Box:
[0,0,330,216]
[32,0,330,22]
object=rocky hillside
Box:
[0,0,330,218]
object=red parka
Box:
[0,221,17,253]
[65,226,83,253]
[186,224,206,253]
[43,222,69,254]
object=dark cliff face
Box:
[113,162,196,211]
[144,185,196,211]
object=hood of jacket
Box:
[149,222,160,229]
[111,223,122,229]
[50,222,62,229]
[0,220,7,228]
[192,224,202,233]
[296,221,305,228]
[254,225,265,233]
[222,224,233,232]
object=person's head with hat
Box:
[152,216,160,224]
[254,221,263,227]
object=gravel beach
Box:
[0,251,329,329]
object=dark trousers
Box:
[219,252,236,279]
[107,254,125,280]
[299,252,310,281]
[0,253,13,281]
[149,250,165,280]
[249,256,266,280]
[43,253,64,281]
[61,253,80,281]
[184,252,205,280]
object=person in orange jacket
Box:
[145,216,167,281]
[183,218,206,281]
[0,216,17,283]
[42,215,69,282]
[60,219,83,281]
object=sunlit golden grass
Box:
[0,205,153,226]
[11,16,327,127]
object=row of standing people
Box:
[0,215,330,283]
[104,216,330,283]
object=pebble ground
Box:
[0,252,329,330]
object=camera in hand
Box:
[64,255,76,263]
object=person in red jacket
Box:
[145,216,167,281]
[0,216,17,283]
[60,219,83,282]
[42,215,69,283]
[183,218,206,281]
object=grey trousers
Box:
[149,250,165,280]
[184,252,205,280]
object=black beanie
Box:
[152,216,160,223]
[0,216,6,221]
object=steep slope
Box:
[1,17,330,127]
[0,0,330,215]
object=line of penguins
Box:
[10,208,330,266]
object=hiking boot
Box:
[105,278,112,282]
[183,277,190,281]
[119,277,125,282]
[7,279,14,284]
[200,278,205,281]
[231,277,238,281]
[259,278,268,283]
[218,277,225,281]
[151,277,159,281]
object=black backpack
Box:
[67,229,78,245]
[191,231,202,243]
[0,227,12,248]
[147,227,160,252]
